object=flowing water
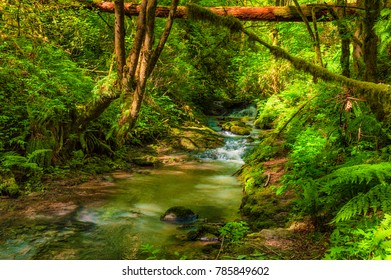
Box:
[0,111,255,260]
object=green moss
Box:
[186,4,243,33]
[132,156,160,167]
[240,187,292,229]
[0,175,20,197]
[169,126,224,151]
[221,120,252,135]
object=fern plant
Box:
[320,162,391,220]
[325,214,391,260]
[375,8,391,54]
[334,183,391,222]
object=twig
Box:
[215,236,225,260]
[264,174,271,187]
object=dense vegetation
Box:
[1,0,391,259]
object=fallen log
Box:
[91,3,360,21]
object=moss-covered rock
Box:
[132,156,161,167]
[168,125,224,151]
[230,125,252,135]
[220,120,252,135]
[160,206,199,224]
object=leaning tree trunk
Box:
[127,0,157,129]
[117,0,179,136]
[186,4,391,116]
[77,0,179,138]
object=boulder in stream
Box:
[221,120,252,135]
[160,206,198,224]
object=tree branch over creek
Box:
[183,4,391,115]
[89,2,360,21]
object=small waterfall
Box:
[199,105,257,164]
[200,131,247,163]
[227,105,257,119]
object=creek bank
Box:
[234,153,329,259]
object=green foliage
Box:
[241,166,266,193]
[236,251,266,260]
[290,128,327,170]
[0,38,94,153]
[375,9,391,54]
[334,183,391,223]
[139,243,162,260]
[0,175,20,197]
[219,221,250,244]
[316,162,391,222]
[0,150,49,196]
[325,214,391,260]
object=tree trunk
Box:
[326,0,351,77]
[117,0,179,133]
[114,0,126,81]
[128,0,157,129]
[148,0,179,77]
[337,0,351,78]
[363,0,381,83]
[91,2,359,22]
[78,0,179,134]
[122,0,148,95]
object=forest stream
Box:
[0,111,257,260]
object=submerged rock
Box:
[160,206,198,224]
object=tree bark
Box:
[327,0,351,77]
[114,0,126,81]
[117,0,179,133]
[122,0,148,94]
[128,0,157,129]
[91,3,359,22]
[148,0,179,77]
[363,0,381,83]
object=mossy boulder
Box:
[169,126,224,151]
[160,206,198,224]
[132,156,160,167]
[230,125,252,135]
[221,120,252,135]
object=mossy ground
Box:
[234,156,329,260]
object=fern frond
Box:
[322,163,391,193]
[1,153,28,167]
[26,149,52,163]
[334,184,391,223]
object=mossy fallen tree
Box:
[186,4,391,113]
[91,2,360,21]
